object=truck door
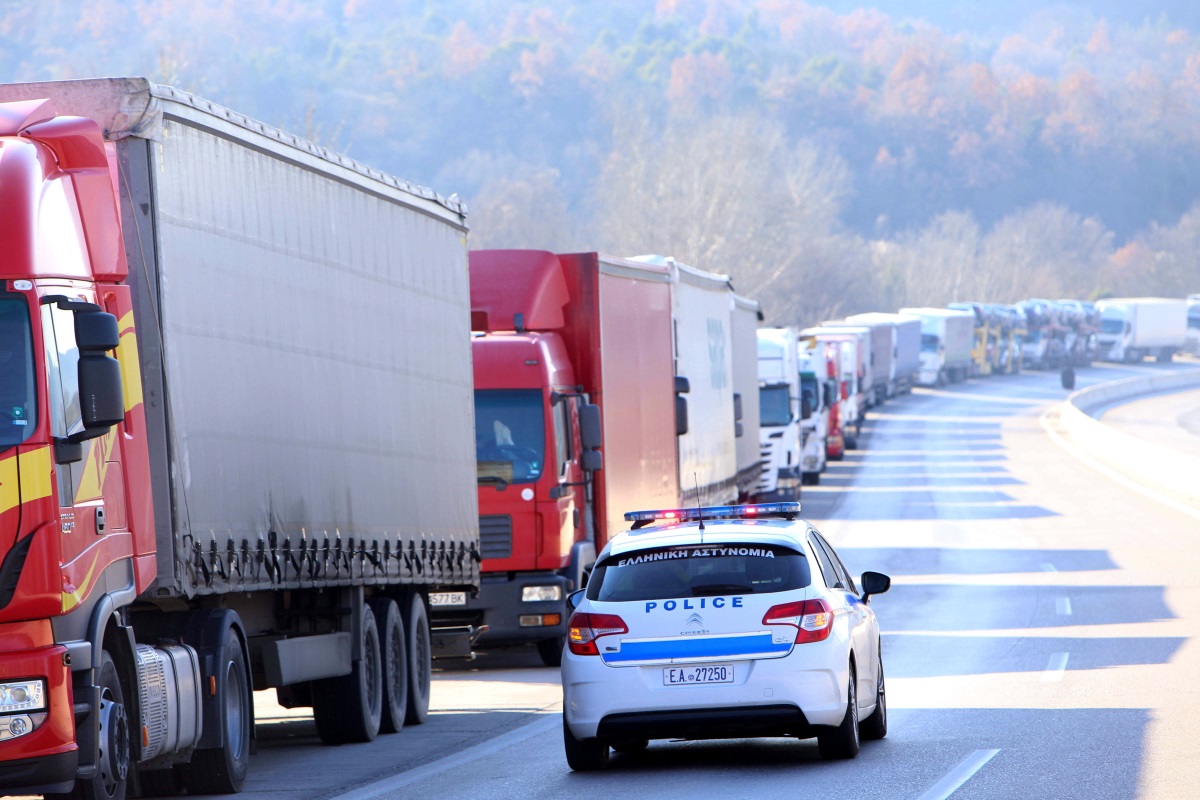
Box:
[39,293,129,599]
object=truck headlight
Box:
[0,680,45,713]
[522,585,562,602]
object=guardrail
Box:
[1057,368,1200,509]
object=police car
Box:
[561,502,891,771]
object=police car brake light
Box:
[763,599,833,644]
[567,612,628,656]
[623,502,800,525]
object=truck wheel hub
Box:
[98,695,130,788]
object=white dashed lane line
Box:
[915,748,1002,800]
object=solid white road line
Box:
[916,748,1002,800]
[332,712,561,800]
[1042,651,1070,681]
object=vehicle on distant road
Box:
[560,503,892,770]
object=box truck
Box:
[1095,298,1188,363]
[0,78,479,798]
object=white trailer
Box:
[731,293,763,501]
[900,307,975,385]
[1095,298,1188,363]
[845,312,921,395]
[632,256,740,506]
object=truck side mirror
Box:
[76,354,124,431]
[579,403,602,450]
[800,397,813,420]
[675,376,690,436]
[581,449,603,472]
[75,309,120,351]
[733,393,743,438]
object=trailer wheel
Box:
[54,650,130,800]
[313,601,383,744]
[369,597,408,734]
[180,628,251,793]
[401,594,432,725]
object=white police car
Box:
[561,502,891,771]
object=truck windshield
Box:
[474,389,546,485]
[920,334,938,353]
[758,384,792,427]
[0,293,37,452]
[799,374,819,413]
[1100,318,1124,334]
[587,543,811,601]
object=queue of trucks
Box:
[2,76,1199,800]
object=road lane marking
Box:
[332,712,560,800]
[1056,597,1072,615]
[916,748,1001,800]
[1042,652,1070,681]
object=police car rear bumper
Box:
[563,644,850,740]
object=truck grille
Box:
[479,515,513,559]
[755,440,778,494]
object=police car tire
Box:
[563,715,610,771]
[817,662,860,760]
[859,653,887,741]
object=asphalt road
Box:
[24,360,1200,800]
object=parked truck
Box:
[797,335,835,485]
[822,321,888,406]
[460,251,680,666]
[0,78,480,798]
[754,328,804,502]
[731,294,764,501]
[1095,297,1188,363]
[845,312,921,396]
[898,307,974,386]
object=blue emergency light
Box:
[623,502,801,525]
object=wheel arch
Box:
[182,608,256,752]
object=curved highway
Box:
[141,362,1200,800]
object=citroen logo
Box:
[685,613,704,629]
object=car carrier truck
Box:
[0,78,480,798]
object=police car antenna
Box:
[694,473,705,533]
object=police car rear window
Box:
[587,544,811,602]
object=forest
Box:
[3,0,1200,324]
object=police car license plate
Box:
[429,592,467,607]
[663,665,734,686]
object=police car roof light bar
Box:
[624,502,801,529]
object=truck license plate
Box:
[429,592,467,607]
[663,665,734,685]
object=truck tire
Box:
[179,627,251,793]
[369,596,408,734]
[401,593,432,725]
[537,636,565,667]
[313,602,383,744]
[51,650,130,800]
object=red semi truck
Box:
[0,79,479,798]
[442,251,684,665]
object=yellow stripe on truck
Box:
[0,447,53,516]
[117,311,144,413]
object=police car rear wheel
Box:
[563,715,609,771]
[817,662,860,759]
[859,653,887,740]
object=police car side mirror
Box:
[860,571,891,604]
[566,588,585,614]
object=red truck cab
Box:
[438,250,679,666]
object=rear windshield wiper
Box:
[690,584,753,596]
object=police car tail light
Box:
[762,599,833,644]
[566,612,628,656]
